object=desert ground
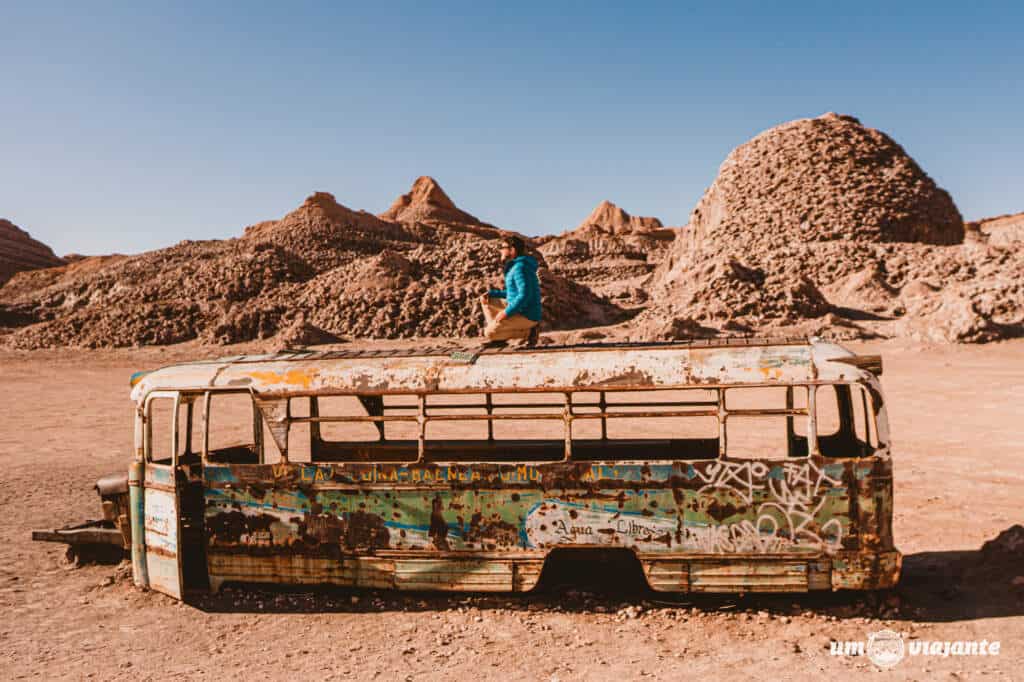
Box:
[1,338,1022,680]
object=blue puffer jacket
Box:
[489,255,542,322]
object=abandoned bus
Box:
[35,337,900,598]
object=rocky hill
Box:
[379,176,488,228]
[635,113,1021,343]
[683,112,964,248]
[0,180,623,349]
[538,201,677,303]
[0,219,64,285]
[565,200,665,236]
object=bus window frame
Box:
[199,380,882,465]
[143,391,181,465]
[812,382,881,458]
[200,389,265,465]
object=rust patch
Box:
[594,368,655,387]
[429,494,450,551]
[701,497,744,523]
[344,510,390,550]
[207,510,275,544]
[463,512,519,550]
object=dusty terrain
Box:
[2,339,1022,680]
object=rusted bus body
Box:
[117,337,899,598]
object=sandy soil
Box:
[1,339,1022,680]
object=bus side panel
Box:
[200,459,875,592]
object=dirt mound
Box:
[684,112,963,247]
[639,238,1024,343]
[0,219,65,285]
[634,113,1022,342]
[0,254,127,304]
[273,314,345,349]
[243,191,415,269]
[539,201,676,303]
[633,255,832,340]
[1,181,623,348]
[967,211,1024,247]
[887,241,1024,343]
[569,200,664,236]
[380,176,490,228]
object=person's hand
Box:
[479,292,490,304]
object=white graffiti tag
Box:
[687,460,845,554]
[692,460,771,504]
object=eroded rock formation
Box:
[637,113,1021,342]
[0,180,623,348]
[539,201,676,302]
[0,219,64,285]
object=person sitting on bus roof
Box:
[479,235,542,344]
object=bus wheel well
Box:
[534,548,650,595]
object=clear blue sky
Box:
[2,1,1022,256]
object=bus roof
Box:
[129,336,878,403]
